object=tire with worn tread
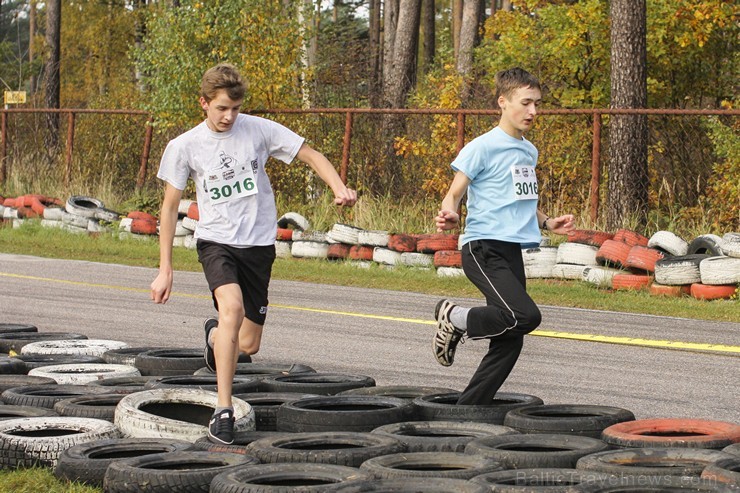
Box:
[53,393,126,421]
[687,234,724,256]
[575,447,734,478]
[654,254,708,285]
[1,383,110,408]
[210,463,370,493]
[233,392,318,431]
[28,363,141,385]
[372,420,518,453]
[360,451,504,480]
[261,372,375,395]
[503,405,635,438]
[325,478,490,493]
[470,468,612,492]
[699,256,740,285]
[134,348,206,376]
[413,392,543,425]
[601,418,740,449]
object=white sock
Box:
[450,306,469,330]
[207,327,216,348]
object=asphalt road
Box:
[1,253,738,423]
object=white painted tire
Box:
[28,364,141,385]
[62,212,89,229]
[115,388,255,442]
[87,220,108,233]
[654,255,706,285]
[172,236,186,247]
[437,267,466,277]
[40,219,63,229]
[178,199,195,215]
[648,231,689,256]
[551,263,587,280]
[292,230,328,242]
[119,217,133,232]
[373,247,403,266]
[275,240,293,258]
[0,417,120,468]
[2,207,17,219]
[699,256,740,285]
[20,339,130,357]
[525,265,554,279]
[401,252,434,267]
[522,247,557,267]
[720,232,740,258]
[358,230,390,247]
[556,243,599,266]
[183,235,197,249]
[43,207,64,221]
[62,224,88,234]
[277,212,310,231]
[582,266,624,288]
[65,196,104,218]
[181,216,198,232]
[328,223,364,245]
[291,240,329,259]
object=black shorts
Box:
[196,240,276,326]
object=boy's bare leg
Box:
[238,318,263,356]
[212,283,244,408]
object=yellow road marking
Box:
[2,271,738,354]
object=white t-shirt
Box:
[157,114,304,246]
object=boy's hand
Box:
[436,210,460,232]
[334,187,357,207]
[547,214,576,235]
[150,270,173,304]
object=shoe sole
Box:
[203,319,217,373]
[207,433,234,445]
[433,299,454,367]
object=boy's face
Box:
[200,90,243,132]
[498,86,542,139]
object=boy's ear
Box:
[199,97,209,111]
[497,95,506,110]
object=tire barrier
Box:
[578,475,737,492]
[338,384,458,400]
[648,230,689,256]
[358,230,390,247]
[567,229,615,247]
[701,456,740,486]
[611,274,652,291]
[575,447,734,478]
[328,223,363,245]
[234,392,319,431]
[699,256,740,285]
[556,242,599,266]
[720,232,740,258]
[349,244,374,261]
[388,233,418,252]
[416,233,459,253]
[359,451,505,480]
[53,393,126,422]
[1,384,111,409]
[691,283,737,300]
[260,372,376,395]
[601,418,740,449]
[503,404,636,438]
[654,254,708,285]
[209,463,370,492]
[470,468,613,492]
[328,478,490,493]
[649,282,691,297]
[434,249,462,268]
[613,229,649,247]
[20,338,129,357]
[595,240,632,269]
[624,245,665,273]
[413,392,544,425]
[28,363,141,385]
[371,420,518,453]
[191,430,288,455]
[292,240,330,259]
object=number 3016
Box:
[209,178,255,200]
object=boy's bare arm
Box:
[151,183,183,304]
[296,144,357,206]
[436,171,470,232]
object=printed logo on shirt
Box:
[251,159,258,174]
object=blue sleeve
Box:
[451,139,485,181]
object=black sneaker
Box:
[203,317,218,373]
[432,299,466,367]
[207,408,235,444]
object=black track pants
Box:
[457,239,542,405]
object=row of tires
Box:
[0,323,739,491]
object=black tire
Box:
[0,374,57,393]
[0,405,58,420]
[577,475,735,492]
[245,431,406,467]
[210,463,370,493]
[687,234,724,256]
[234,392,318,431]
[15,353,105,371]
[134,348,206,376]
[359,451,504,480]
[0,357,27,375]
[195,361,316,377]
[701,457,740,486]
[0,323,38,334]
[323,478,490,492]
[102,346,169,366]
[88,375,160,393]
[413,392,544,424]
[654,254,709,286]
[724,443,740,457]
[0,332,88,353]
[371,420,519,453]
[277,395,416,433]
[53,437,193,487]
[465,434,609,469]
[338,385,458,400]
[503,405,635,438]
[65,195,104,217]
[261,372,376,395]
[1,383,110,409]
[144,375,262,394]
[469,468,613,493]
[103,451,258,492]
[575,447,734,478]
[53,393,126,421]
[191,431,288,455]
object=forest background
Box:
[0,0,737,234]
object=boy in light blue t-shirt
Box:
[432,67,575,405]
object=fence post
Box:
[590,111,602,224]
[456,113,466,153]
[0,112,6,186]
[340,111,353,183]
[64,111,75,188]
[136,115,154,192]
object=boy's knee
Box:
[521,305,542,332]
[239,342,260,356]
[219,302,245,322]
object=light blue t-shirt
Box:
[452,126,541,246]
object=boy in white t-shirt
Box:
[432,67,574,405]
[150,63,356,444]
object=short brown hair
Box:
[200,63,246,102]
[494,67,541,107]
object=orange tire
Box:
[16,206,39,219]
[596,239,632,268]
[624,245,665,273]
[130,218,157,235]
[187,202,200,221]
[276,228,293,241]
[611,274,652,290]
[127,211,158,223]
[416,234,459,253]
[387,234,417,253]
[30,197,46,216]
[567,229,615,247]
[327,243,351,259]
[349,245,374,261]
[649,283,690,297]
[602,418,740,449]
[3,198,16,208]
[433,250,462,268]
[613,228,649,247]
[690,283,737,301]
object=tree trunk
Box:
[457,0,482,105]
[382,0,400,91]
[607,0,648,229]
[44,0,62,155]
[29,0,37,94]
[452,0,462,60]
[368,0,382,107]
[421,0,435,73]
